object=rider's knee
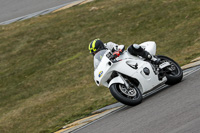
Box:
[128,44,144,56]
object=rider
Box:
[88,39,160,64]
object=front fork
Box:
[118,73,130,89]
[117,73,137,97]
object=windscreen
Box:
[93,50,107,69]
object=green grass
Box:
[0,0,200,132]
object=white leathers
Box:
[104,42,125,52]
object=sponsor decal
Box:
[98,71,103,78]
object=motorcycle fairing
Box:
[94,50,167,93]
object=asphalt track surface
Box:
[0,0,81,23]
[74,68,200,133]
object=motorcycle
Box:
[93,41,183,106]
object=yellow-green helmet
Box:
[88,39,105,55]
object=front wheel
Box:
[109,83,142,106]
[157,55,183,85]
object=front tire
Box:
[109,83,142,106]
[157,55,183,85]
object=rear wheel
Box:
[109,83,142,106]
[157,55,183,85]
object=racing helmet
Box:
[88,39,106,55]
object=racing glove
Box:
[111,49,123,59]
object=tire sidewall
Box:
[109,83,142,106]
[157,55,183,85]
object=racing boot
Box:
[128,44,161,64]
[150,55,161,65]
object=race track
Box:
[2,1,199,132]
[74,67,200,133]
[0,0,80,23]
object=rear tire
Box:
[157,55,183,85]
[109,83,142,106]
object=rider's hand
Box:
[111,49,122,59]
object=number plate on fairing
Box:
[159,62,171,69]
[106,52,112,59]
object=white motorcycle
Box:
[94,41,183,106]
